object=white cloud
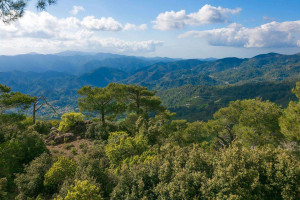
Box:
[81,16,123,31]
[153,10,187,30]
[123,23,148,31]
[70,6,85,15]
[153,4,241,30]
[179,21,300,48]
[0,11,162,54]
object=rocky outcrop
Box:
[46,127,75,145]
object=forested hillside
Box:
[0,82,299,199]
[1,52,300,121]
[123,52,300,90]
[158,81,298,121]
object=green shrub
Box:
[15,153,52,199]
[54,180,102,200]
[64,144,74,150]
[44,157,77,192]
[0,178,7,200]
[79,143,87,149]
[50,120,60,128]
[33,121,52,135]
[71,147,77,155]
[105,132,148,167]
[58,113,84,133]
[85,121,118,140]
[50,140,55,146]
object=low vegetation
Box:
[0,82,299,199]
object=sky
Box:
[0,0,300,58]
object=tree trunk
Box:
[101,111,105,125]
[136,93,140,115]
[33,102,36,124]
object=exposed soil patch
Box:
[47,139,93,160]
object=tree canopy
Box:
[77,84,126,124]
[0,0,56,23]
[280,82,300,143]
[0,82,299,199]
[0,84,34,114]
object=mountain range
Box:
[0,51,177,75]
[0,52,299,121]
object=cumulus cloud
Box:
[0,11,162,54]
[70,6,85,15]
[153,4,241,30]
[81,16,123,31]
[179,21,300,48]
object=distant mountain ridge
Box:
[0,52,178,75]
[0,52,300,120]
[124,52,300,89]
[1,52,300,91]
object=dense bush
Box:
[0,132,48,186]
[111,143,300,200]
[1,83,300,199]
[279,82,300,143]
[54,180,103,200]
[86,121,119,140]
[205,99,283,148]
[58,113,84,133]
[44,157,77,192]
[15,153,52,199]
[105,132,149,167]
[32,121,53,135]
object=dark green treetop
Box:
[0,0,56,23]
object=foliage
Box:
[44,157,77,191]
[15,153,52,199]
[111,144,212,199]
[0,0,56,23]
[32,120,53,135]
[85,121,119,140]
[58,112,84,133]
[105,132,149,167]
[111,143,300,200]
[77,84,125,123]
[203,143,300,199]
[0,178,7,200]
[0,84,34,114]
[0,131,48,187]
[165,120,208,146]
[0,113,27,142]
[206,99,283,148]
[280,82,300,143]
[71,147,77,155]
[54,180,102,200]
[126,84,165,115]
[158,81,297,121]
[1,82,300,199]
[75,143,114,198]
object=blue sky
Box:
[1,0,300,58]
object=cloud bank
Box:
[0,11,158,54]
[179,21,300,48]
[153,4,241,30]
